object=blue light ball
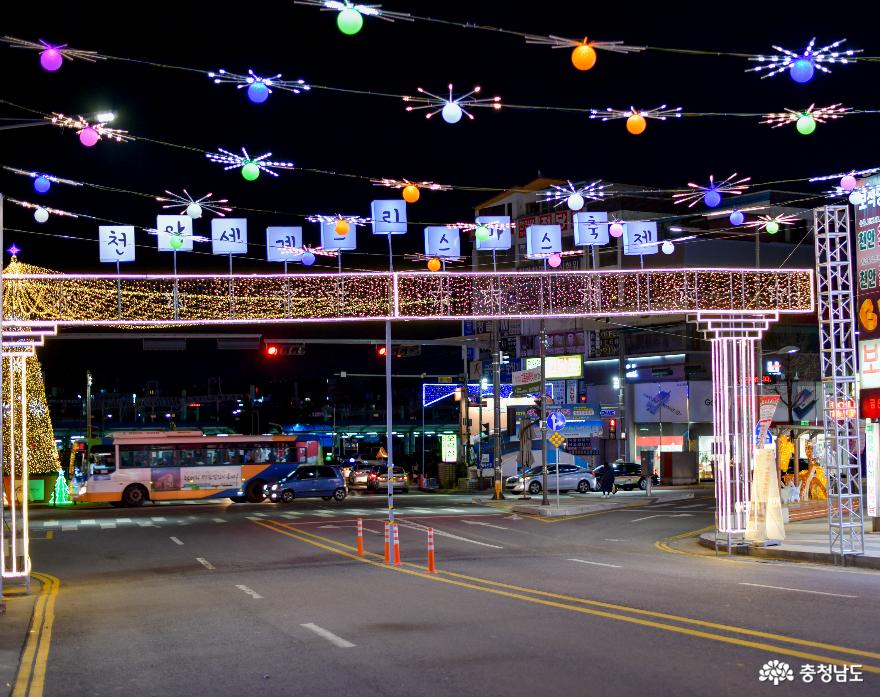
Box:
[703,190,722,208]
[729,210,745,226]
[301,252,316,267]
[790,59,815,84]
[34,176,51,194]
[247,82,270,104]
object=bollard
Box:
[393,522,401,566]
[384,521,390,564]
[427,527,436,574]
[357,518,364,557]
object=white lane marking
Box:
[169,536,184,546]
[137,521,156,527]
[300,623,356,648]
[79,519,96,526]
[60,524,78,530]
[245,516,262,521]
[395,519,503,549]
[253,512,268,518]
[630,514,694,523]
[738,582,857,598]
[461,520,509,530]
[195,557,215,570]
[43,521,59,528]
[651,503,676,508]
[318,524,380,534]
[568,558,622,569]
[280,513,301,519]
[677,503,709,509]
[116,518,132,524]
[151,516,167,522]
[235,584,263,599]
[98,522,117,529]
[505,515,523,520]
[313,510,335,517]
[212,518,227,523]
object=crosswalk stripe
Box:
[280,512,301,519]
[245,516,261,521]
[151,516,167,522]
[79,519,96,525]
[253,512,268,518]
[43,521,59,528]
[137,521,156,527]
[116,518,132,524]
[99,522,117,529]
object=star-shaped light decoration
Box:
[371,178,452,203]
[523,34,646,71]
[292,1,413,35]
[207,68,310,104]
[307,213,371,236]
[403,84,501,124]
[760,104,850,135]
[7,244,21,258]
[589,105,682,135]
[48,113,131,147]
[0,36,104,71]
[747,38,861,83]
[205,147,295,181]
[541,180,609,211]
[672,173,751,208]
[156,190,233,218]
[743,214,799,235]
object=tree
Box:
[764,353,821,424]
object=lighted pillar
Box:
[694,313,777,539]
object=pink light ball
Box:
[609,223,624,238]
[841,175,858,192]
[79,127,100,147]
[40,48,63,72]
[548,253,562,268]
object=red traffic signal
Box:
[377,345,388,357]
[266,344,280,357]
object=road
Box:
[15,491,878,696]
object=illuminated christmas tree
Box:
[52,468,71,505]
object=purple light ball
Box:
[79,127,99,147]
[40,48,63,72]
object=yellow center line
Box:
[12,571,61,697]
[256,519,880,669]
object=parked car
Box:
[367,465,409,493]
[265,465,347,503]
[347,460,376,488]
[592,461,660,491]
[505,464,596,495]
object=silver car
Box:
[347,460,374,489]
[505,464,596,495]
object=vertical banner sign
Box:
[866,420,879,518]
[371,200,408,235]
[745,447,786,543]
[98,225,136,262]
[440,434,458,463]
[266,226,303,262]
[623,221,659,256]
[320,220,357,251]
[475,215,512,251]
[855,180,880,417]
[755,394,781,446]
[573,211,609,246]
[424,227,461,257]
[211,218,247,255]
[156,215,194,252]
[525,224,562,258]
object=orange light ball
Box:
[334,219,350,235]
[571,44,597,71]
[402,185,420,203]
[427,258,442,272]
[626,113,647,135]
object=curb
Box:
[697,534,880,570]
[471,491,697,517]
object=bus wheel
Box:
[122,484,148,507]
[245,480,266,503]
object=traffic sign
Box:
[547,431,565,448]
[547,411,566,432]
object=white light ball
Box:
[441,102,463,124]
[186,202,203,218]
[661,240,675,255]
[34,207,49,223]
[567,193,585,211]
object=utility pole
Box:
[540,320,549,505]
[617,332,625,460]
[492,321,504,499]
[86,370,93,440]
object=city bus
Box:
[71,431,321,506]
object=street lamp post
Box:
[540,321,549,505]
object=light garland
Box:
[760,104,850,135]
[156,190,233,219]
[2,166,83,195]
[541,180,608,211]
[672,173,751,209]
[523,34,645,71]
[743,214,799,235]
[0,36,103,72]
[7,198,79,224]
[293,1,414,35]
[205,147,295,181]
[746,38,860,83]
[49,112,131,147]
[589,105,683,135]
[371,178,452,203]
[403,84,501,124]
[208,68,310,103]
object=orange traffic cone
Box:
[357,518,364,556]
[393,522,401,566]
[384,521,390,564]
[427,528,436,574]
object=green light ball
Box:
[337,8,363,35]
[241,162,261,181]
[169,234,184,250]
[475,225,491,241]
[796,113,816,136]
[766,221,780,235]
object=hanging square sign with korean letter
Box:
[211,218,248,255]
[475,215,512,251]
[266,226,303,262]
[573,211,609,246]
[371,200,407,235]
[156,215,194,252]
[623,221,659,256]
[424,227,461,258]
[320,220,358,251]
[526,224,562,258]
[98,225,136,262]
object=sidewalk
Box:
[698,520,880,569]
[0,582,38,695]
[474,488,698,517]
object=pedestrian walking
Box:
[600,462,616,496]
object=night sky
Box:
[0,1,870,396]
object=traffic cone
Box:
[384,521,390,563]
[427,528,436,574]
[393,522,401,566]
[356,518,364,557]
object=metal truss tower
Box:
[814,205,865,561]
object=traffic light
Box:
[608,418,617,439]
[266,344,280,357]
[377,345,388,357]
[265,343,304,357]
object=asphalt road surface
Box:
[17,491,878,696]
